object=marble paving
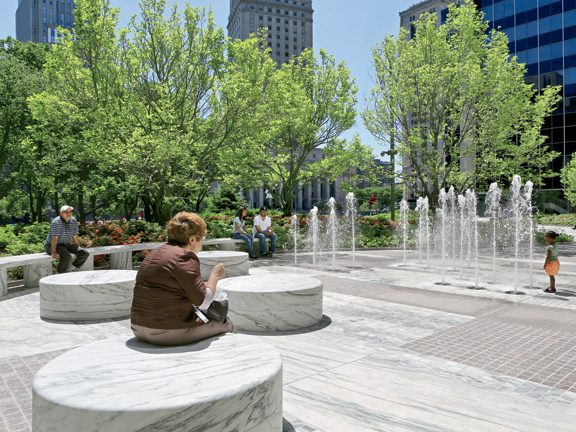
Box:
[2,243,576,431]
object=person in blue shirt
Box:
[232,207,257,259]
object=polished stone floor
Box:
[3,230,576,431]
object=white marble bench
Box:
[32,334,283,432]
[39,270,136,320]
[219,274,323,331]
[203,237,271,255]
[197,251,249,280]
[0,242,164,296]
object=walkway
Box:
[2,230,576,431]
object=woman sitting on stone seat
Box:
[232,206,257,259]
[131,212,235,345]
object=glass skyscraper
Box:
[472,0,576,191]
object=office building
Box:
[16,0,75,44]
[474,0,576,192]
[401,0,576,198]
[228,0,314,65]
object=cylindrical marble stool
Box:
[219,274,323,331]
[32,334,283,432]
[39,270,136,320]
[197,251,249,280]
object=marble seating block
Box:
[197,251,249,281]
[32,334,283,432]
[219,274,323,331]
[39,270,136,320]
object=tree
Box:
[561,157,576,207]
[30,0,278,224]
[363,0,561,208]
[251,48,375,216]
[0,38,50,220]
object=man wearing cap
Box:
[252,206,277,257]
[44,206,89,273]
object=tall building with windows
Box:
[473,0,576,192]
[228,0,314,65]
[16,0,75,44]
[401,0,576,197]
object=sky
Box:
[1,0,418,158]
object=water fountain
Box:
[308,206,320,266]
[448,186,457,271]
[326,198,338,271]
[525,180,534,289]
[465,189,480,289]
[416,197,428,265]
[400,199,409,266]
[345,192,358,268]
[458,194,466,280]
[485,182,502,284]
[291,214,299,266]
[437,189,449,285]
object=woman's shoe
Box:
[250,254,258,259]
[543,287,556,293]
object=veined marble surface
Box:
[219,274,323,331]
[39,270,136,320]
[32,334,283,432]
[197,251,249,280]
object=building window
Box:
[276,9,280,13]
[44,35,47,42]
[285,27,288,32]
[277,26,280,30]
[259,16,263,20]
[277,51,280,56]
[293,37,297,41]
[43,6,46,13]
[268,17,272,21]
[277,43,280,47]
[43,17,46,24]
[293,20,297,25]
[285,44,288,48]
[250,5,254,9]
[276,18,280,22]
[285,52,289,57]
[285,19,289,24]
[285,11,289,15]
[277,35,280,39]
[268,8,272,12]
[293,12,297,16]
[250,13,254,18]
[294,45,297,50]
[268,33,272,38]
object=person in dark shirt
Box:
[43,205,89,273]
[131,211,235,345]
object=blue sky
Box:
[2,0,417,158]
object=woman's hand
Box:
[211,262,226,279]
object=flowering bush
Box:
[79,220,166,267]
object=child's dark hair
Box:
[545,231,558,239]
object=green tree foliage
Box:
[0,38,50,220]
[29,0,277,224]
[250,48,375,216]
[363,0,561,208]
[561,157,576,206]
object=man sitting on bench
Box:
[252,207,277,257]
[44,205,89,273]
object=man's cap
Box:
[60,205,73,212]
[260,206,268,212]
